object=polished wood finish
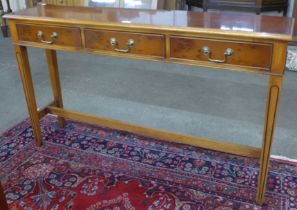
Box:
[0,182,9,210]
[16,24,82,48]
[5,5,293,41]
[170,36,273,70]
[256,41,287,204]
[4,4,293,205]
[257,75,282,204]
[85,29,165,57]
[14,45,43,146]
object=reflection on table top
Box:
[5,4,294,40]
[88,0,157,9]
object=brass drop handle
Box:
[37,31,58,44]
[110,37,135,53]
[201,46,233,63]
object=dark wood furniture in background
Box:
[186,0,288,15]
[0,0,12,37]
[0,182,9,210]
[0,0,6,36]
[4,4,293,205]
[27,0,42,7]
[4,0,11,13]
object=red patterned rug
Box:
[0,115,297,209]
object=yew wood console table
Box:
[4,4,294,205]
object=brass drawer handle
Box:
[201,46,233,63]
[37,31,58,44]
[110,37,135,53]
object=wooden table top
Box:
[4,4,294,41]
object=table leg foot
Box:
[256,197,264,205]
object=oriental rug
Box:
[0,115,297,209]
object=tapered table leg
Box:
[45,49,66,127]
[15,45,43,145]
[256,75,283,204]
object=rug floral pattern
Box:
[0,115,297,209]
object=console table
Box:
[4,4,293,205]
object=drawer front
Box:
[16,24,82,47]
[170,36,272,70]
[84,29,165,58]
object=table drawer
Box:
[84,29,165,58]
[16,24,82,48]
[170,36,272,70]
